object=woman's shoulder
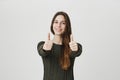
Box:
[38,41,45,44]
[77,42,82,47]
[37,41,45,47]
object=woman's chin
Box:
[54,32,61,35]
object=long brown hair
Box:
[51,11,72,70]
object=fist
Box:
[43,33,53,51]
[69,34,78,51]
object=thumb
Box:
[48,33,50,40]
[70,34,74,42]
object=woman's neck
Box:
[52,35,62,45]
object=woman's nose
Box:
[57,23,61,27]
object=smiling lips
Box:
[55,28,63,32]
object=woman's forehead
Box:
[54,15,65,21]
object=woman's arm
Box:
[37,41,51,57]
[70,43,82,58]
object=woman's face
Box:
[53,15,66,36]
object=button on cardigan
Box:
[37,41,82,80]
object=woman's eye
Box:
[62,22,66,25]
[54,21,58,23]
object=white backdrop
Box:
[0,0,120,80]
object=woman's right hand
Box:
[43,33,53,51]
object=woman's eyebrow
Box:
[54,19,65,22]
[54,20,58,21]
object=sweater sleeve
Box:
[70,43,82,58]
[37,41,51,57]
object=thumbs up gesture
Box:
[43,33,53,51]
[69,34,78,51]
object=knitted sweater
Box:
[37,41,82,80]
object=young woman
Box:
[37,11,82,80]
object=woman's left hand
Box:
[69,34,78,51]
